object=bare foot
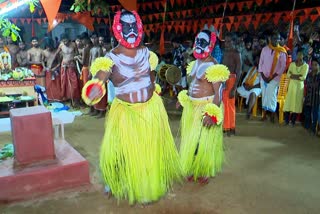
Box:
[198,177,209,185]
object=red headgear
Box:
[112,10,144,49]
[193,31,217,59]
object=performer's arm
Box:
[203,82,223,127]
[229,52,242,98]
[213,82,223,107]
[27,50,32,65]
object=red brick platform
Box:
[0,140,90,203]
[0,106,90,203]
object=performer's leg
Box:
[247,93,257,119]
[291,113,297,126]
[284,112,290,125]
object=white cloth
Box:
[260,78,279,112]
[237,66,262,105]
[108,81,115,103]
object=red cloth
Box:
[60,63,80,100]
[94,83,108,111]
[223,74,236,131]
[45,69,62,101]
[31,64,45,86]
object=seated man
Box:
[237,55,261,119]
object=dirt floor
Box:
[1,96,320,214]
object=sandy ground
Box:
[1,97,320,214]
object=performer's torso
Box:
[108,46,154,103]
[188,57,215,98]
[222,50,238,73]
[28,47,43,64]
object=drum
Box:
[158,64,181,85]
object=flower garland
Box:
[202,103,223,125]
[149,51,159,71]
[186,60,196,75]
[112,10,143,49]
[205,64,230,83]
[177,90,189,107]
[90,57,114,76]
[155,83,161,95]
[81,79,106,106]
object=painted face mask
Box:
[113,10,143,49]
[193,31,216,59]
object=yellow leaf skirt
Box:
[100,92,182,204]
[179,96,224,180]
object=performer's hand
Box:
[243,83,249,90]
[88,85,102,100]
[202,115,216,127]
[176,101,181,109]
[229,88,236,99]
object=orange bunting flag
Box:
[70,12,94,31]
[237,2,244,12]
[246,1,253,10]
[233,22,240,31]
[145,29,151,38]
[300,15,308,24]
[154,13,160,21]
[38,9,43,16]
[264,13,273,22]
[245,15,252,23]
[179,25,185,34]
[181,10,187,18]
[310,14,318,23]
[148,14,153,22]
[225,23,232,32]
[118,0,137,11]
[40,0,62,31]
[265,0,273,4]
[255,14,262,22]
[288,17,294,50]
[228,2,235,11]
[192,24,198,34]
[19,18,26,24]
[228,16,235,24]
[273,13,281,25]
[256,0,263,6]
[36,19,42,25]
[153,2,160,10]
[243,21,250,30]
[170,0,174,7]
[304,8,312,16]
[253,20,259,30]
[186,25,192,33]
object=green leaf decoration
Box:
[3,28,10,37]
[29,3,35,13]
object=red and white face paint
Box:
[112,10,143,49]
[193,31,217,59]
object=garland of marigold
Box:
[149,51,159,71]
[177,90,189,107]
[90,57,114,76]
[205,64,230,83]
[155,83,161,95]
[202,103,223,125]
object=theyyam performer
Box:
[81,10,182,204]
[177,30,229,184]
